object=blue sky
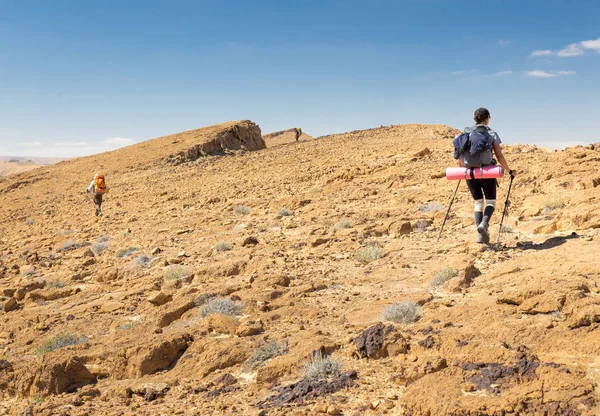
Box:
[1,0,599,157]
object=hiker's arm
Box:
[87,181,94,192]
[493,143,516,177]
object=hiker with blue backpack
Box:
[453,108,516,244]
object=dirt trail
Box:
[0,121,599,415]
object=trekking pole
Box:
[436,180,461,243]
[497,175,514,244]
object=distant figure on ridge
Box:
[86,173,109,217]
[453,108,516,244]
[294,127,302,142]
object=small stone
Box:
[398,222,413,235]
[147,292,172,306]
[154,328,163,334]
[83,248,95,258]
[242,236,259,247]
[177,251,189,258]
[151,247,162,255]
[66,314,75,321]
[463,383,476,392]
[326,405,341,415]
[71,273,83,281]
[2,297,19,312]
[235,320,264,337]
[310,237,330,247]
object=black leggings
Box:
[466,179,496,200]
[94,193,103,209]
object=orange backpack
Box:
[95,175,109,193]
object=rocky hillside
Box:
[263,128,314,147]
[0,120,599,415]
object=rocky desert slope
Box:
[0,120,599,415]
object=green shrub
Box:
[430,267,458,288]
[382,301,421,324]
[355,245,383,264]
[45,280,65,289]
[164,265,191,281]
[134,255,152,268]
[115,247,138,258]
[200,297,244,317]
[213,242,232,252]
[303,350,341,380]
[244,341,288,370]
[233,205,251,215]
[36,333,88,355]
[91,242,109,255]
[96,235,111,243]
[279,208,293,217]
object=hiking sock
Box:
[474,211,483,226]
[483,205,495,218]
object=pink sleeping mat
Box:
[446,166,504,180]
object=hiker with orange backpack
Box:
[86,174,109,216]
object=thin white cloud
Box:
[531,37,600,57]
[453,69,512,78]
[525,70,575,78]
[555,70,576,76]
[530,50,553,57]
[498,39,511,46]
[526,70,555,78]
[581,38,600,52]
[556,43,584,57]
[104,137,135,146]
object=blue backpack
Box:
[453,126,495,167]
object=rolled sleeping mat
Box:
[446,166,504,181]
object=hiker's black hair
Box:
[474,108,491,124]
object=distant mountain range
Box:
[0,156,68,177]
